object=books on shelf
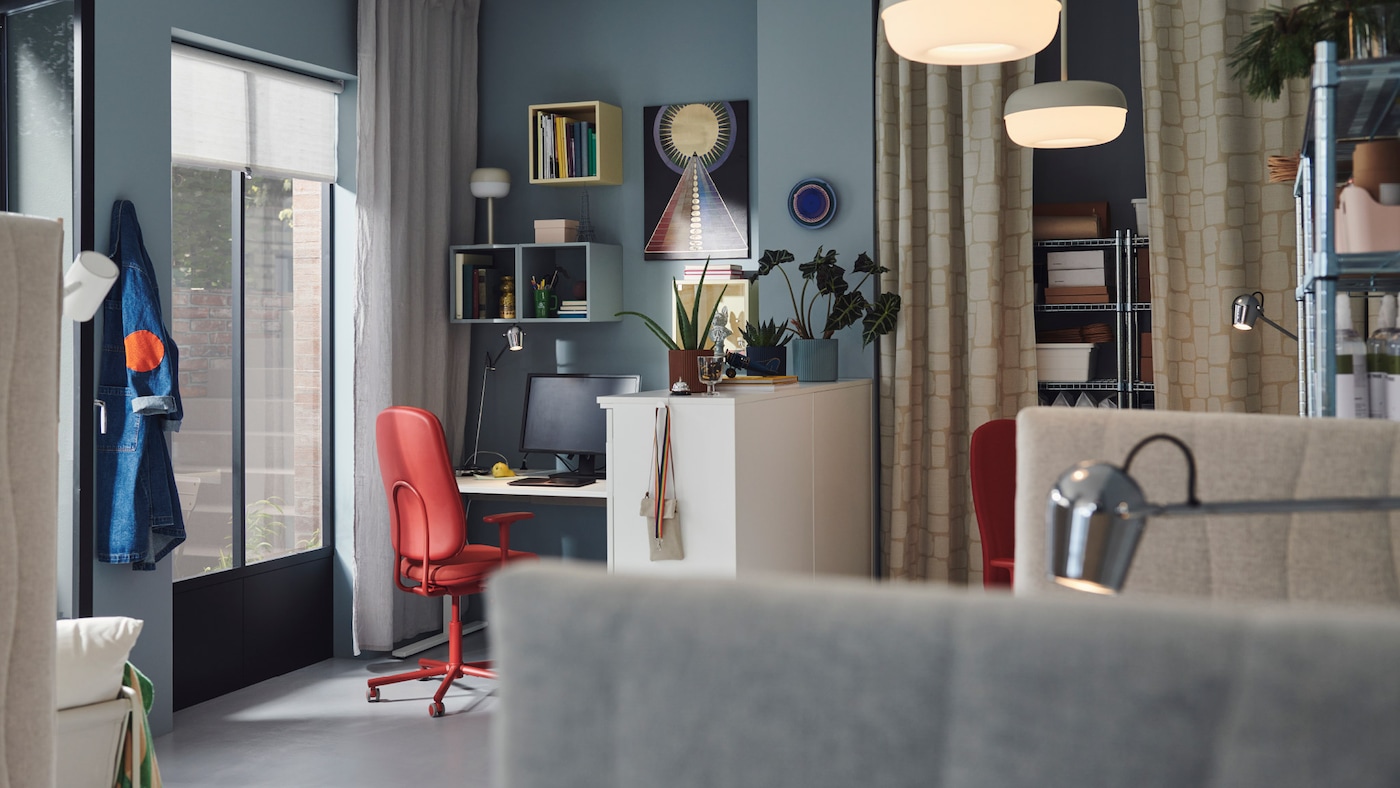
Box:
[683,264,745,280]
[535,112,597,179]
[453,252,494,319]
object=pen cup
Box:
[533,287,558,318]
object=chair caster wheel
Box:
[429,702,445,718]
[366,687,380,702]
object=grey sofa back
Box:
[492,564,1400,788]
[1014,407,1400,603]
[0,213,63,788]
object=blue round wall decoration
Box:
[788,178,836,229]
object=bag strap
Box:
[648,405,674,539]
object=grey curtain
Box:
[354,0,480,653]
[0,214,63,787]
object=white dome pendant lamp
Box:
[1003,0,1127,149]
[881,0,1061,66]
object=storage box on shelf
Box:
[448,242,621,323]
[529,100,622,186]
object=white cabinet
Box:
[598,380,873,578]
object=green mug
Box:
[533,287,558,318]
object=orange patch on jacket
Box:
[125,330,165,372]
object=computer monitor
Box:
[518,373,640,479]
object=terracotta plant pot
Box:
[667,348,709,394]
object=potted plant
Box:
[1230,1,1398,102]
[753,247,901,381]
[739,318,792,376]
[616,260,728,392]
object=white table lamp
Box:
[470,167,511,244]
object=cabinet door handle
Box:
[94,398,106,435]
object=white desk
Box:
[396,474,609,659]
[456,473,608,505]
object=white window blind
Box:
[171,43,341,182]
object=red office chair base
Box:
[366,593,496,717]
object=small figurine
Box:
[670,378,692,396]
[709,305,732,354]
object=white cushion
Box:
[55,617,143,711]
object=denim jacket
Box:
[96,199,186,570]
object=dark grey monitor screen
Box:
[518,373,640,478]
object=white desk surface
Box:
[456,473,608,500]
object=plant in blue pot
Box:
[738,318,792,376]
[754,247,901,381]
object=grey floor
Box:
[154,631,499,787]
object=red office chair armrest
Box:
[482,511,535,559]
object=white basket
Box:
[1037,343,1095,382]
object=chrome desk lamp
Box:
[460,325,524,475]
[1047,433,1400,594]
[1230,291,1298,340]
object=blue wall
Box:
[89,0,355,735]
[470,0,877,562]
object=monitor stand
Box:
[551,453,604,481]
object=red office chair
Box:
[367,406,537,717]
[970,418,1016,588]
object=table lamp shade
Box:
[63,251,119,322]
[470,167,511,200]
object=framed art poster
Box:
[642,100,749,261]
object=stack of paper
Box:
[558,299,587,318]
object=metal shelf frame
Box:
[1296,42,1400,416]
[1035,230,1154,408]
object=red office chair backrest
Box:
[375,406,467,565]
[970,418,1016,588]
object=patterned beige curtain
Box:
[875,30,1038,583]
[1140,0,1305,413]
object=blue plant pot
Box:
[744,346,787,376]
[791,338,838,382]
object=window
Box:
[168,45,339,580]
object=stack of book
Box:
[558,299,587,318]
[535,113,597,179]
[1045,249,1108,304]
[683,264,744,280]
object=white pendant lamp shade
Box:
[880,0,1061,66]
[1004,80,1126,148]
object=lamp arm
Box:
[1256,311,1299,341]
[1122,433,1200,507]
[1129,495,1400,520]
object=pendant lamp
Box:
[880,0,1061,66]
[1003,1,1126,149]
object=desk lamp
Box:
[461,325,524,475]
[470,167,511,245]
[1046,433,1400,593]
[63,251,119,321]
[1231,291,1297,340]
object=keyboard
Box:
[506,476,596,488]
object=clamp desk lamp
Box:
[1046,433,1400,594]
[460,325,524,475]
[1230,291,1297,340]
